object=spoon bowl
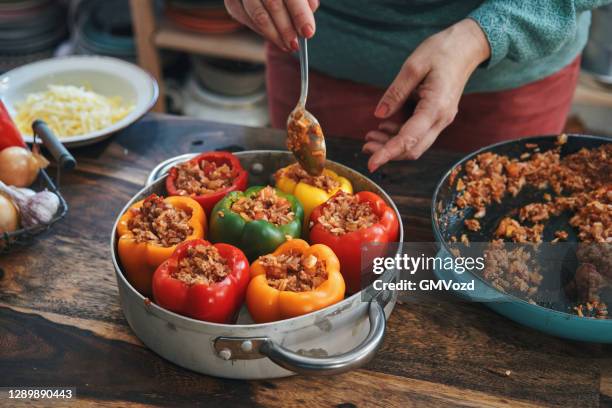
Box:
[287,107,326,176]
[286,37,326,176]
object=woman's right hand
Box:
[225,0,319,52]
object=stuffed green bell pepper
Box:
[209,186,304,260]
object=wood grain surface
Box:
[1,114,610,408]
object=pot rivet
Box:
[251,162,264,174]
[218,348,232,360]
[241,340,253,352]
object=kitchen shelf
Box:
[129,0,265,112]
[574,73,612,108]
[155,23,265,63]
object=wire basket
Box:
[1,120,75,253]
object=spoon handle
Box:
[298,37,308,107]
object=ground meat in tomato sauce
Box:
[231,186,294,226]
[455,144,610,214]
[127,194,192,247]
[276,163,340,192]
[494,217,544,243]
[317,191,379,235]
[568,187,611,243]
[451,142,611,318]
[259,250,328,292]
[173,244,230,285]
[482,241,543,299]
[464,219,481,232]
[174,159,234,195]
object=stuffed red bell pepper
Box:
[309,191,399,293]
[166,151,248,216]
[152,239,249,323]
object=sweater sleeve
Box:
[469,0,612,68]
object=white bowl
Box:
[0,56,158,147]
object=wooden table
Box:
[1,114,610,407]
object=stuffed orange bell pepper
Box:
[246,239,345,323]
[116,194,206,296]
[274,163,352,229]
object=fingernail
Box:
[375,103,389,118]
[368,158,379,172]
[302,24,314,38]
[290,38,299,50]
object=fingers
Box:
[367,109,436,172]
[364,130,391,144]
[243,0,287,50]
[378,120,401,134]
[286,0,316,38]
[262,0,298,50]
[307,0,320,12]
[362,141,384,155]
[375,58,429,119]
[225,0,261,33]
[225,0,316,51]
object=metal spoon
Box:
[286,37,326,176]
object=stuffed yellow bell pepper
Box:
[246,239,345,323]
[274,163,352,228]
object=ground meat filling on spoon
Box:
[127,194,192,247]
[259,250,328,292]
[173,244,230,286]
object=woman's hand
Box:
[363,19,491,172]
[225,0,319,52]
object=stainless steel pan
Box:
[111,150,404,379]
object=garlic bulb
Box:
[0,181,60,228]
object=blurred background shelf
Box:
[155,23,264,63]
[130,0,267,115]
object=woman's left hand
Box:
[363,18,491,172]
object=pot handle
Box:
[259,299,386,375]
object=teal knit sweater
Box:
[308,0,611,93]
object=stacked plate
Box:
[73,0,136,62]
[165,0,242,34]
[176,55,268,126]
[191,56,265,96]
[180,74,269,127]
[0,0,67,73]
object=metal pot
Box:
[111,151,404,379]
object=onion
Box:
[0,146,48,187]
[0,193,18,233]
